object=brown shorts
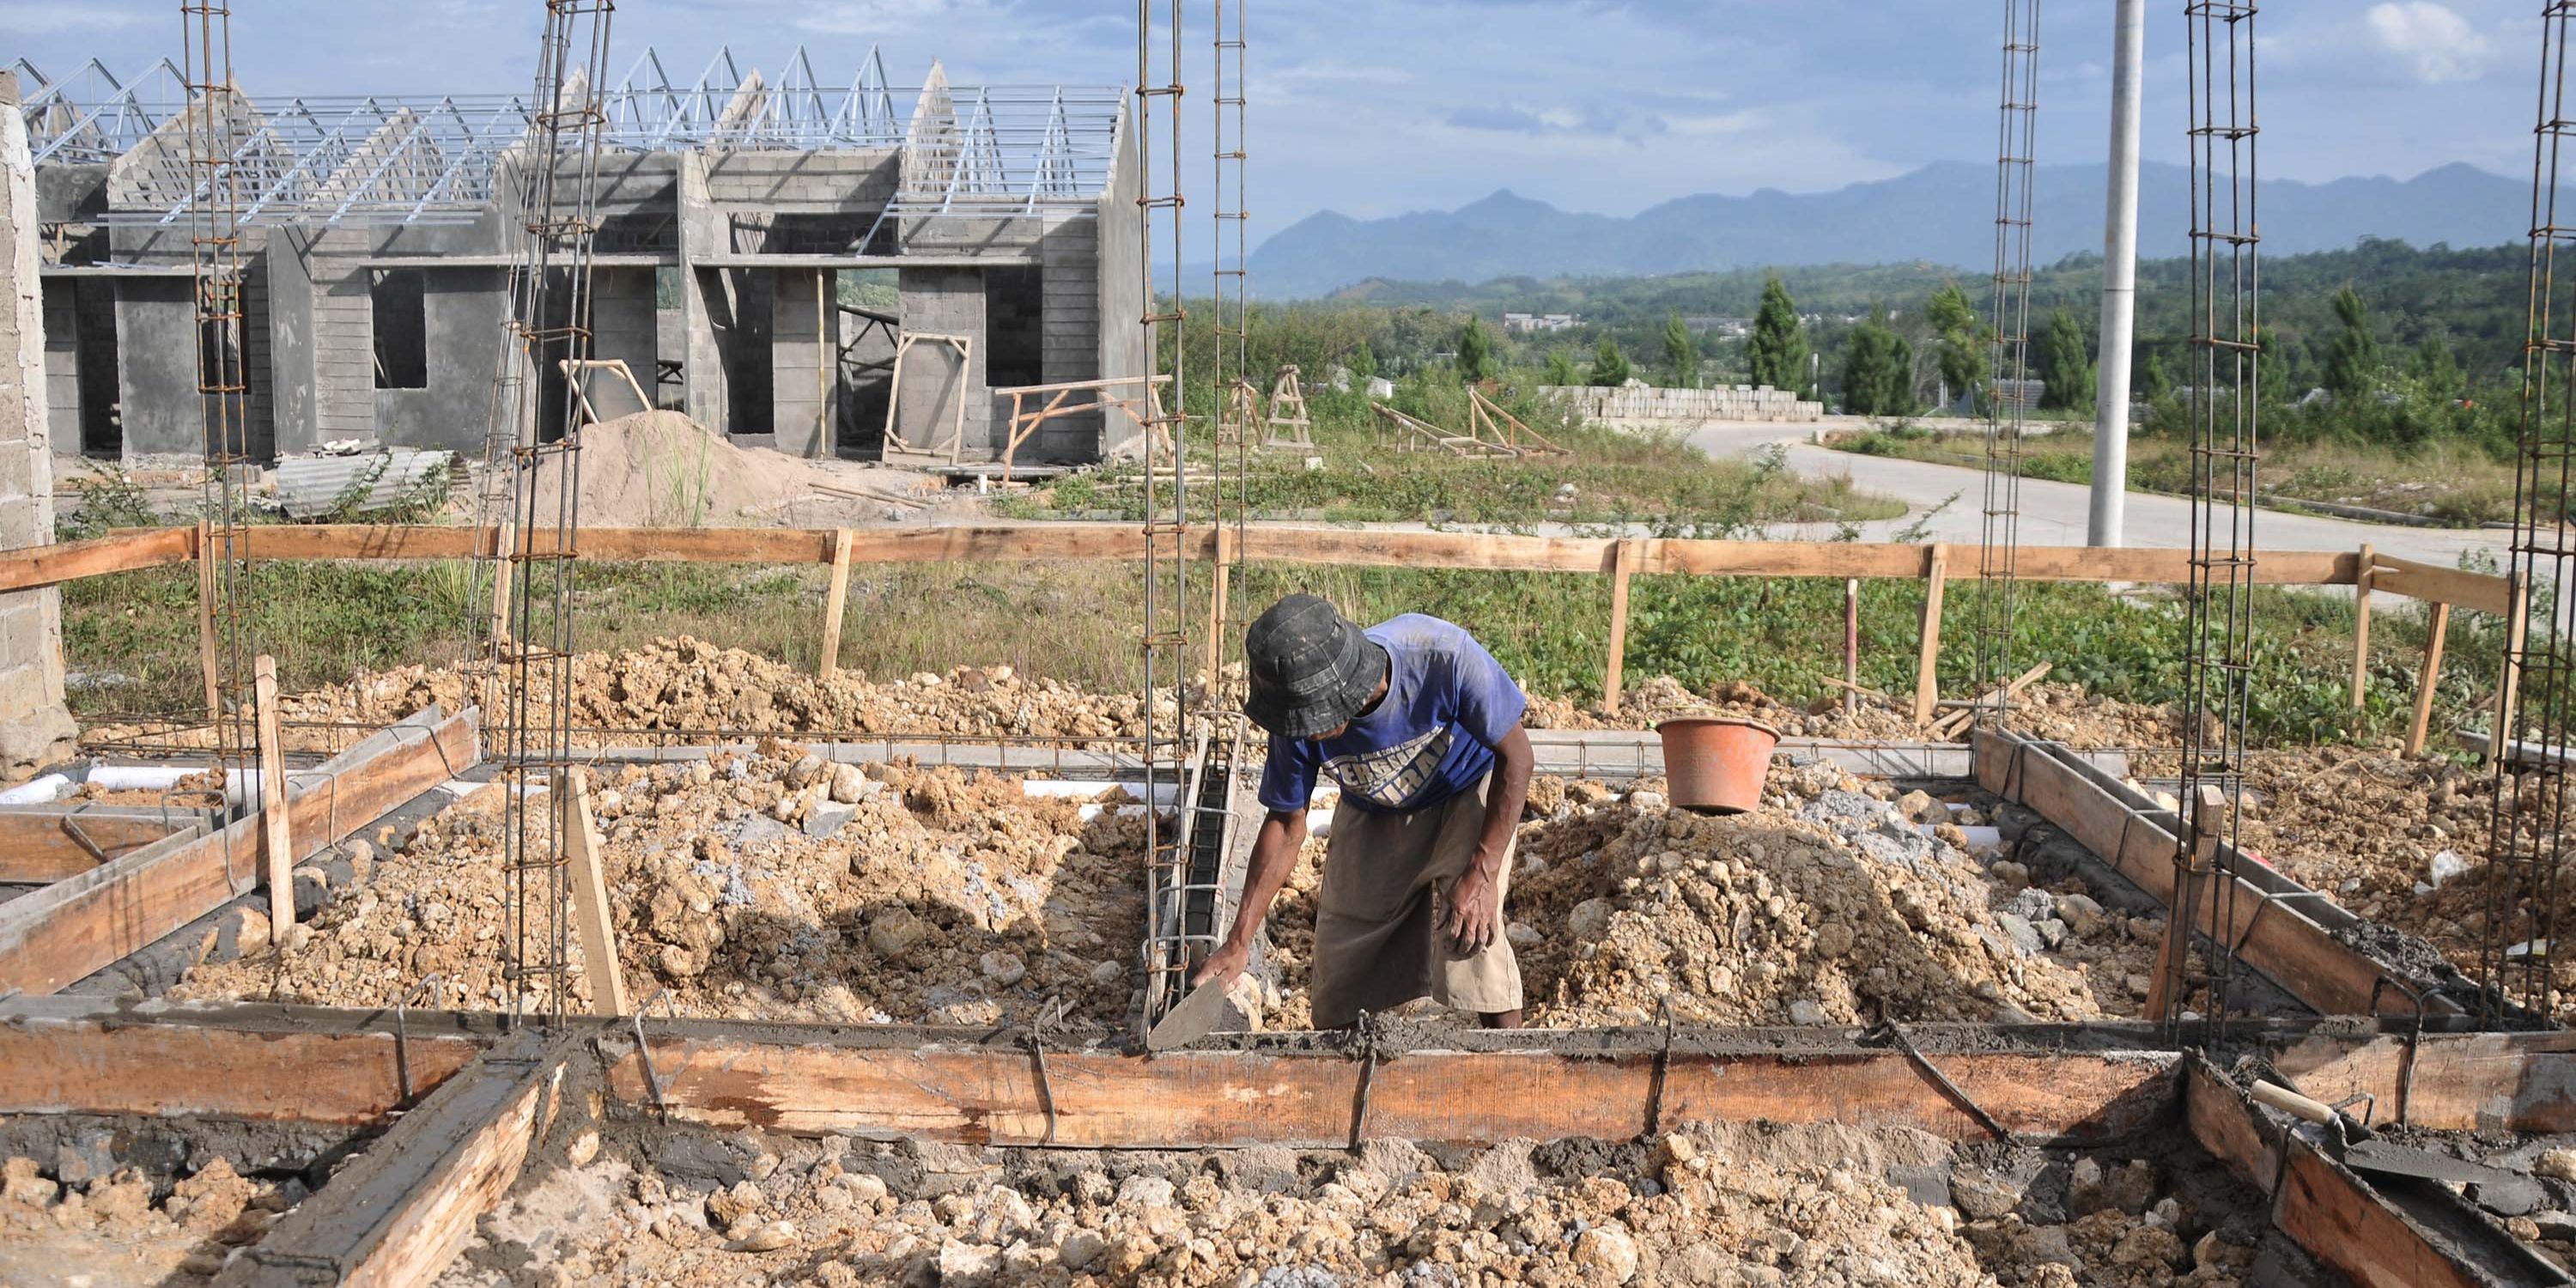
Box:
[1309,774,1522,1028]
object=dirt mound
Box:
[537,410,835,527]
[175,746,1151,1032]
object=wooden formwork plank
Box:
[1973,732,2428,1018]
[214,1036,562,1288]
[2372,555,2515,617]
[0,526,193,593]
[2272,1031,2576,1134]
[0,811,194,884]
[599,1038,2173,1147]
[2183,1058,2282,1190]
[0,707,477,995]
[0,1005,483,1124]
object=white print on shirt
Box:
[1321,727,1453,810]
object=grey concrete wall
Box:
[586,266,658,421]
[39,279,77,454]
[266,229,320,453]
[374,268,510,453]
[1094,101,1150,458]
[703,151,898,213]
[112,276,198,455]
[0,70,75,778]
[1033,213,1102,459]
[770,267,835,457]
[676,152,730,429]
[895,266,986,453]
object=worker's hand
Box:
[1191,937,1251,990]
[1444,866,1502,956]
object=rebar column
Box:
[1975,0,2041,727]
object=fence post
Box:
[1844,578,1860,714]
[1602,539,1637,714]
[2406,601,2451,758]
[2498,572,2530,757]
[195,519,220,720]
[1204,526,1236,680]
[818,529,855,677]
[2350,544,2374,711]
[252,655,294,934]
[1913,544,1949,725]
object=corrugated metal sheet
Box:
[276,450,458,520]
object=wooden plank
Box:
[2500,573,2531,752]
[2275,1145,2490,1288]
[1644,539,1930,580]
[216,1036,562,1288]
[253,656,295,933]
[1603,538,1637,714]
[0,707,477,995]
[2352,544,2374,711]
[2182,1059,2280,1190]
[2372,556,2515,617]
[0,811,191,884]
[600,1037,2173,1147]
[0,1004,483,1124]
[817,528,854,677]
[2408,602,2451,758]
[1914,544,1949,725]
[0,526,193,593]
[242,524,486,562]
[559,769,629,1017]
[1972,731,2422,1018]
[194,520,219,720]
[2274,1031,2576,1134]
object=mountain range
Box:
[1242,161,2533,299]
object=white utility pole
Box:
[2089,0,2146,547]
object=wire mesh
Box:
[1974,0,2041,729]
[2166,0,2262,1034]
[477,0,615,1030]
[181,2,257,885]
[2482,0,2576,1028]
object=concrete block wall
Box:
[586,266,658,422]
[1034,213,1103,460]
[703,151,899,212]
[1092,102,1149,458]
[895,265,987,453]
[39,279,77,453]
[112,276,198,455]
[373,267,509,453]
[0,70,76,777]
[1540,384,1824,424]
[676,153,730,430]
[770,267,835,457]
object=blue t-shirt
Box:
[1257,614,1527,815]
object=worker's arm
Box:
[1190,806,1309,989]
[1443,722,1533,954]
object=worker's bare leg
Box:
[1479,1009,1524,1030]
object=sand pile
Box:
[0,1151,295,1285]
[437,1124,2262,1287]
[539,410,834,527]
[176,745,1151,1031]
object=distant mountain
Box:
[1243,161,2533,299]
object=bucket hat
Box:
[1242,595,1388,739]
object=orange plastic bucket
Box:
[1656,716,1781,814]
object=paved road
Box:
[1686,417,2506,570]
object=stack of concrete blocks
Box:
[0,72,76,778]
[1542,384,1824,424]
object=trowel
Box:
[1145,973,1239,1051]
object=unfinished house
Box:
[15,50,1148,469]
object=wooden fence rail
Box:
[0,524,2517,748]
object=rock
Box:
[1089,960,1126,987]
[2538,1149,2576,1182]
[1996,914,2043,957]
[1814,922,1854,958]
[830,763,882,805]
[838,1172,890,1208]
[707,1179,766,1230]
[2054,893,2108,936]
[1788,999,1830,1026]
[1895,790,1945,823]
[727,1219,798,1253]
[867,908,932,962]
[1666,1243,1735,1286]
[1117,1175,1177,1209]
[2112,1224,2188,1270]
[1990,860,2031,890]
[938,1238,999,1280]
[983,1187,1038,1233]
[1506,921,1544,947]
[566,1131,600,1170]
[52,1133,112,1188]
[979,951,1028,987]
[1949,1168,2022,1220]
[3,1157,58,1206]
[1057,1229,1109,1271]
[803,802,858,839]
[1568,898,1616,942]
[1630,790,1668,813]
[1572,1225,1640,1283]
[212,905,271,963]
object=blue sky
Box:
[5,0,2545,236]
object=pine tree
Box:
[1839,308,1915,416]
[1661,312,1700,387]
[2036,310,2095,413]
[1747,274,1813,398]
[1589,338,1632,387]
[1925,283,1985,407]
[1544,349,1578,386]
[2137,351,2172,402]
[2322,286,2381,402]
[1456,318,1496,384]
[1347,341,1378,383]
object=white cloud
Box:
[0,3,137,34]
[2366,2,2494,83]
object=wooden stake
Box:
[559,768,629,1017]
[252,655,294,934]
[2148,785,2227,1022]
[1205,538,1234,680]
[2407,601,2451,758]
[1603,539,1637,714]
[2349,544,2374,711]
[489,521,516,648]
[1913,544,1949,725]
[817,528,855,677]
[1844,578,1860,714]
[2498,572,2530,756]
[195,519,219,720]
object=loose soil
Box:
[536,410,949,528]
[0,1142,308,1285]
[435,1121,2265,1287]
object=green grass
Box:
[66,553,2500,753]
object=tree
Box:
[2409,337,2464,398]
[2137,351,2172,402]
[1747,274,1814,398]
[1661,311,1700,388]
[2322,286,2381,402]
[2257,325,2292,404]
[1455,318,1496,384]
[1925,283,1985,407]
[1347,341,1378,384]
[1544,349,1578,386]
[2036,310,2095,413]
[1589,337,1632,387]
[1839,307,1915,416]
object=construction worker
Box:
[1191,594,1534,1029]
